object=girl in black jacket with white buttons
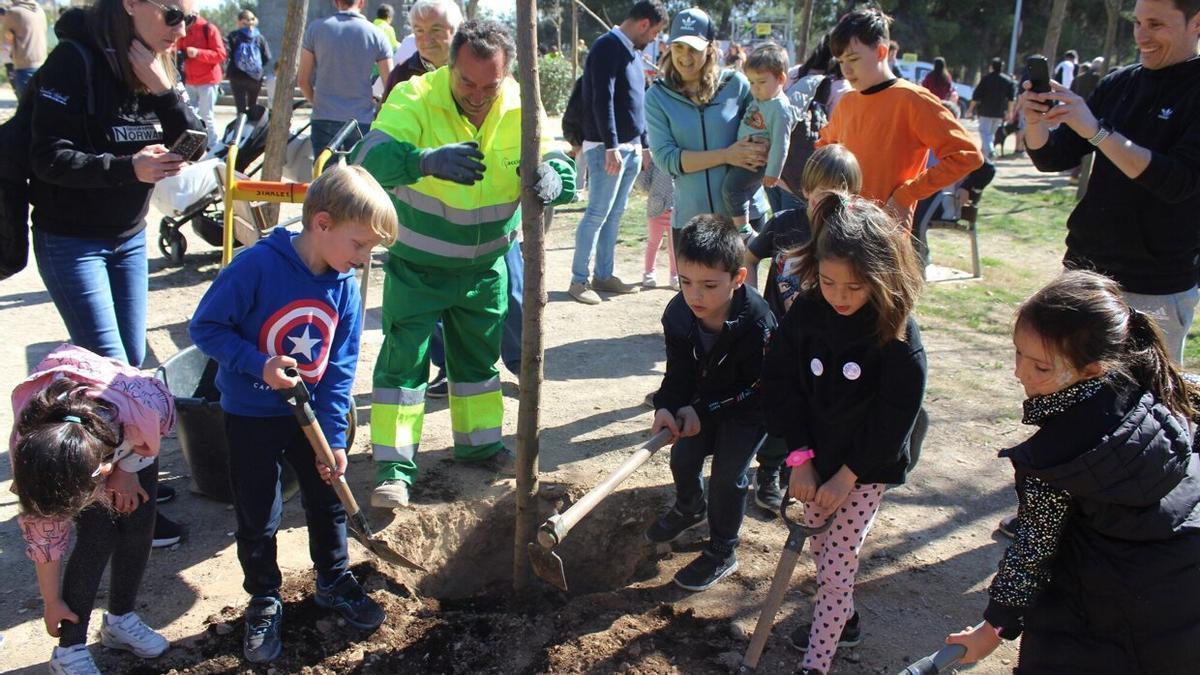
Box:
[761,193,926,675]
[946,270,1200,674]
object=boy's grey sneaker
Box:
[754,467,784,513]
[674,549,738,591]
[592,275,641,294]
[315,572,385,630]
[789,611,861,651]
[99,611,168,658]
[426,370,449,398]
[49,644,101,675]
[243,596,283,664]
[645,506,705,543]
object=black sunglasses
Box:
[144,0,197,28]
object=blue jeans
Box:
[310,119,372,157]
[33,229,148,367]
[570,146,641,284]
[431,241,524,375]
[978,116,1004,160]
[670,416,763,554]
[11,67,36,99]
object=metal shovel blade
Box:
[348,511,427,572]
[528,542,568,591]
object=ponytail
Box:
[12,378,120,518]
[1125,308,1193,417]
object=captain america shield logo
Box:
[258,299,339,383]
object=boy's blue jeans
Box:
[33,229,148,367]
[669,416,763,554]
[225,413,349,598]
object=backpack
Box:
[778,79,830,194]
[0,40,95,281]
[232,32,263,80]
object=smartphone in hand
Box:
[1023,55,1055,113]
[168,129,208,161]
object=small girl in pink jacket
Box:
[11,344,175,674]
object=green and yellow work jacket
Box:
[352,66,574,269]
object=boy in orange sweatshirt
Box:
[816,8,982,227]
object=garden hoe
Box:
[737,496,835,673]
[277,369,426,572]
[895,630,976,674]
[528,428,673,591]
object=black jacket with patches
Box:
[761,294,926,484]
[653,284,775,425]
[1028,57,1200,295]
[985,378,1200,673]
[28,9,203,239]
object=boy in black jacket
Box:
[646,215,776,591]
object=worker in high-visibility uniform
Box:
[352,19,575,508]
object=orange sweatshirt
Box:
[817,78,983,210]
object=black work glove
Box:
[418,141,485,185]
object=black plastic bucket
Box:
[157,346,298,502]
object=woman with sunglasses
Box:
[10,344,176,674]
[28,0,202,370]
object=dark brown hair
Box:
[830,7,892,56]
[12,378,121,519]
[1016,271,1194,415]
[794,192,923,344]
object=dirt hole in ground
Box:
[138,484,726,674]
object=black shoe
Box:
[673,549,738,591]
[464,446,517,477]
[243,595,283,664]
[152,513,182,548]
[754,467,783,512]
[645,506,705,543]
[789,611,861,652]
[427,370,448,398]
[314,572,385,630]
[156,484,176,505]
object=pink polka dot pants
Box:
[800,482,886,674]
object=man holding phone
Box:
[1021,0,1200,363]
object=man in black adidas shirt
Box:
[1022,0,1200,362]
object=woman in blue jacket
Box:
[645,8,769,232]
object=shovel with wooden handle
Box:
[276,368,426,572]
[528,428,674,591]
[737,496,835,673]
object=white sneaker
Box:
[642,273,658,288]
[100,611,168,658]
[669,275,680,291]
[371,480,410,508]
[49,644,101,675]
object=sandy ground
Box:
[0,82,1062,673]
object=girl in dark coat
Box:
[947,270,1200,674]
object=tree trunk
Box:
[797,0,815,64]
[512,0,544,595]
[1042,0,1071,64]
[465,0,481,20]
[261,0,309,227]
[1102,0,1122,72]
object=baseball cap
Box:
[669,8,714,52]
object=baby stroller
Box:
[151,103,313,264]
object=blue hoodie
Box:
[189,228,362,449]
[645,69,769,229]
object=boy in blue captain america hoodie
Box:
[189,165,397,665]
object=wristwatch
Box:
[1087,122,1113,146]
